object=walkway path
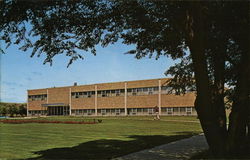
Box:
[113,134,208,160]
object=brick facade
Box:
[27,78,196,116]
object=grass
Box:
[0,116,202,160]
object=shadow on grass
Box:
[26,134,194,160]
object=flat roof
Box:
[27,77,170,91]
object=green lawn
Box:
[0,116,202,160]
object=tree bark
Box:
[186,2,226,156]
[212,40,227,155]
[227,26,250,155]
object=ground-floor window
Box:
[148,108,154,115]
[28,110,47,116]
[167,107,173,115]
[161,107,195,116]
[186,107,192,115]
[29,106,196,116]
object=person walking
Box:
[154,105,160,120]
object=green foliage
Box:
[0,1,189,67]
[0,102,27,117]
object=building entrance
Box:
[42,103,70,116]
[47,106,70,116]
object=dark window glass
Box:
[143,88,148,92]
[153,87,159,91]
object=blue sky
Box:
[1,41,176,103]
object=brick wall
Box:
[27,78,195,112]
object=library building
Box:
[27,78,197,116]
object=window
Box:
[75,93,79,98]
[87,91,92,98]
[148,108,153,114]
[28,94,47,101]
[186,107,192,115]
[87,109,93,115]
[148,88,153,95]
[143,88,148,92]
[106,90,111,97]
[137,88,143,92]
[180,107,186,114]
[115,109,120,115]
[115,90,120,96]
[101,91,106,97]
[153,87,159,91]
[173,108,179,114]
[161,86,172,94]
[101,109,106,115]
[167,108,173,115]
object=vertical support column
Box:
[158,79,162,115]
[27,91,29,117]
[46,89,49,116]
[47,89,49,104]
[124,82,127,116]
[95,85,98,116]
[69,88,72,115]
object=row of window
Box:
[28,86,173,101]
[71,89,125,98]
[28,94,47,101]
[161,107,194,115]
[71,107,195,116]
[28,107,196,116]
[71,86,172,99]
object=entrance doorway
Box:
[47,106,70,116]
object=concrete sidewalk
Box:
[114,134,208,160]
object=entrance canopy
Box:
[41,103,68,107]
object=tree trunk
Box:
[211,39,227,155]
[227,27,250,155]
[186,2,226,156]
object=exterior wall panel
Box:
[71,85,95,92]
[97,96,124,109]
[127,79,159,88]
[71,98,95,109]
[97,82,124,90]
[161,93,195,107]
[28,89,47,95]
[48,87,70,104]
[127,95,158,108]
[28,100,47,110]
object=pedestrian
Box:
[154,105,160,120]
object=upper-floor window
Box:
[161,86,172,94]
[28,94,47,101]
[72,89,125,98]
[127,86,159,96]
[71,91,95,98]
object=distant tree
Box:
[18,104,27,116]
[7,104,18,117]
[0,105,7,116]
